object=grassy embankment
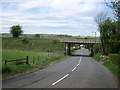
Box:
[2,37,66,79]
[93,53,120,79]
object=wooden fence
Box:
[3,52,64,65]
[4,56,29,65]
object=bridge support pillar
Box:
[90,45,94,56]
[64,43,67,54]
[67,43,71,55]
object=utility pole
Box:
[95,32,96,44]
[92,32,96,43]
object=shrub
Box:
[21,38,29,44]
[34,34,40,38]
[2,66,11,73]
[94,53,101,61]
[53,40,59,44]
[94,44,101,53]
[84,37,88,39]
[109,54,119,65]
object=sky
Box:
[0,0,115,36]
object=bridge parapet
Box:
[60,38,101,44]
[61,41,101,44]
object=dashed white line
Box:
[79,57,82,64]
[72,67,77,72]
[52,52,82,86]
[52,74,69,86]
[77,63,79,66]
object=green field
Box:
[2,37,67,79]
[2,50,66,79]
[2,37,64,53]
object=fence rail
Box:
[3,52,64,65]
[4,56,29,65]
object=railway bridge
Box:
[61,39,101,56]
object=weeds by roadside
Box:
[93,53,120,80]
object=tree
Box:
[98,17,120,54]
[106,1,120,34]
[34,34,40,38]
[105,1,120,53]
[94,12,108,55]
[106,1,120,19]
[10,25,23,38]
[100,18,119,54]
[94,11,107,25]
[107,30,120,53]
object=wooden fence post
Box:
[33,57,35,64]
[38,56,39,62]
[5,60,7,65]
[26,56,29,64]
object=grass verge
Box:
[93,53,101,61]
[104,61,120,79]
[93,53,120,80]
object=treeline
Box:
[94,1,120,55]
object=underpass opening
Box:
[70,44,91,57]
[62,41,101,57]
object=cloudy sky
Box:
[0,0,114,36]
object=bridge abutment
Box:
[90,44,94,56]
[63,41,100,56]
[67,43,71,55]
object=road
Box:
[2,49,118,88]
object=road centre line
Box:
[72,67,77,72]
[77,63,79,66]
[52,52,82,86]
[79,57,82,64]
[52,74,69,86]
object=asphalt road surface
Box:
[2,49,118,88]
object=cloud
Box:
[1,0,113,36]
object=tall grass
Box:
[105,54,120,79]
[104,61,119,79]
[94,53,120,79]
[93,53,101,61]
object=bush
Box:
[109,54,119,65]
[84,37,88,39]
[2,66,12,73]
[93,53,101,61]
[34,34,40,38]
[21,38,29,44]
[94,44,101,53]
[53,40,59,44]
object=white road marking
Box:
[72,67,77,72]
[52,52,83,86]
[77,63,79,66]
[52,74,69,86]
[76,56,82,67]
[79,56,82,64]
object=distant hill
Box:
[1,33,100,41]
